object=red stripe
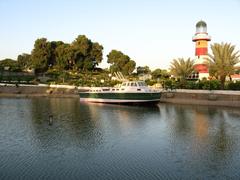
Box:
[194,64,208,73]
[195,48,208,56]
[193,38,211,42]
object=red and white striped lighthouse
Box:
[192,20,211,79]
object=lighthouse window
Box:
[198,42,200,45]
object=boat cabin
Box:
[87,81,158,93]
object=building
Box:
[192,20,211,80]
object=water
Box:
[1,97,240,179]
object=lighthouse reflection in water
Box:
[0,98,240,179]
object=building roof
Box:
[231,74,240,79]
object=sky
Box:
[0,0,240,70]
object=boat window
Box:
[121,88,125,91]
[102,89,110,91]
[131,82,137,86]
[112,89,115,91]
[122,83,126,86]
[138,82,146,86]
[116,89,119,91]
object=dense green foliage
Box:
[163,79,221,90]
[226,81,240,90]
[30,35,104,72]
[0,59,21,72]
[151,68,170,80]
[136,66,151,75]
[209,43,240,89]
[31,38,51,72]
[17,53,31,70]
[0,34,138,86]
[107,50,136,75]
[70,35,103,70]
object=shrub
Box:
[145,79,156,86]
[227,81,240,90]
[185,81,198,89]
[164,79,176,90]
[197,80,221,90]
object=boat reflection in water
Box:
[80,102,161,131]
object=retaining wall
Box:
[0,84,79,98]
[160,89,240,107]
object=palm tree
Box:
[170,58,194,81]
[209,43,240,89]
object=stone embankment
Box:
[0,84,79,98]
[160,89,240,107]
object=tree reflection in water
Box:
[29,98,104,151]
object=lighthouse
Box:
[192,20,211,80]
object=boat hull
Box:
[79,92,161,104]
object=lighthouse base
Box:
[198,73,209,80]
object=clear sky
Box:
[0,0,240,70]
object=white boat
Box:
[79,81,161,104]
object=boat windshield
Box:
[121,81,147,87]
[130,82,137,86]
[138,82,146,86]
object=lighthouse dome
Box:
[196,20,207,33]
[196,20,207,27]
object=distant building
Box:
[229,74,240,82]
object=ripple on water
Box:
[1,99,240,179]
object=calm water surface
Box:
[1,97,240,179]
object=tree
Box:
[209,42,240,89]
[107,50,136,75]
[124,60,136,75]
[71,35,103,71]
[17,53,31,70]
[0,58,20,72]
[90,42,103,67]
[31,38,51,73]
[170,58,194,80]
[49,41,64,66]
[137,66,151,75]
[151,68,170,80]
[55,43,72,70]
